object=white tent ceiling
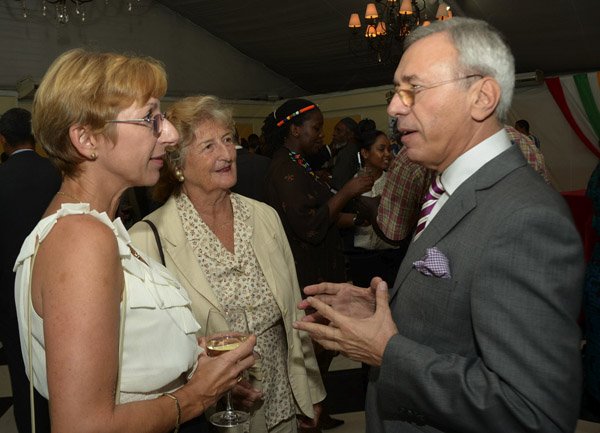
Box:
[1,0,599,100]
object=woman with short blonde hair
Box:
[15,49,256,433]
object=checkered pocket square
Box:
[413,247,451,279]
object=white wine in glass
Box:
[205,307,250,427]
[206,334,248,357]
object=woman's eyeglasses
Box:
[107,112,165,136]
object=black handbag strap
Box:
[142,219,166,266]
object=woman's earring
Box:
[175,168,185,183]
[90,152,97,161]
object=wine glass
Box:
[205,307,250,427]
[357,164,373,178]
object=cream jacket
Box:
[129,194,325,417]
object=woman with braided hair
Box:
[263,99,372,430]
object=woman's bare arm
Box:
[36,215,256,433]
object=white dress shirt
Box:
[427,129,512,227]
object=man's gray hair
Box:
[405,17,515,121]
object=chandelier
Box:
[15,0,141,24]
[348,0,452,63]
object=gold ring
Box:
[236,375,243,383]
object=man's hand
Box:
[294,280,398,366]
[298,278,384,324]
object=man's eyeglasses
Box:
[107,112,166,136]
[393,74,483,107]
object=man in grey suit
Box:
[294,17,583,433]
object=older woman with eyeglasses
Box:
[14,49,256,433]
[129,95,325,433]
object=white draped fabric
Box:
[508,84,598,191]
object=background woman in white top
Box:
[13,49,256,433]
[348,129,407,287]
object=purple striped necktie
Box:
[413,175,445,241]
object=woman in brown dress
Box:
[263,99,372,290]
[262,99,372,430]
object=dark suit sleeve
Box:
[331,145,358,191]
[376,203,583,433]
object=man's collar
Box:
[441,129,511,195]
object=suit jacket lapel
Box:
[239,198,287,314]
[389,145,526,300]
[389,186,477,300]
[250,212,284,312]
[158,197,222,310]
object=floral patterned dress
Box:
[175,193,295,429]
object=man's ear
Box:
[68,124,97,160]
[470,77,501,122]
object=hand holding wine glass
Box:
[205,307,253,427]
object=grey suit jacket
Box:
[366,146,583,433]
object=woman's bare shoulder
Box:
[38,213,120,276]
[34,214,123,321]
[49,213,116,246]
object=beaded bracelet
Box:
[162,392,181,433]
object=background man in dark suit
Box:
[231,138,270,202]
[0,108,60,432]
[330,117,360,191]
[294,17,583,433]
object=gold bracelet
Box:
[162,392,181,433]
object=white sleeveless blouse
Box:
[14,204,201,403]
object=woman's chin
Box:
[137,172,160,188]
[218,179,237,192]
[225,175,237,190]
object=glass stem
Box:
[225,391,234,413]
